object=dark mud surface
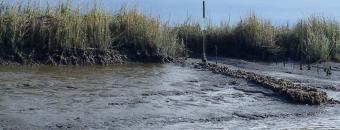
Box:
[0,62,340,129]
[0,49,127,66]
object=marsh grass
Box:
[0,0,339,63]
[178,14,340,62]
[0,1,112,52]
[233,14,278,60]
[291,17,340,62]
[0,0,183,63]
[111,7,183,60]
[177,15,278,60]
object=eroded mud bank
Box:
[0,48,179,65]
[0,49,127,65]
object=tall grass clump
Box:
[110,7,183,61]
[205,22,232,57]
[177,14,340,63]
[176,19,232,57]
[176,14,281,60]
[0,1,112,52]
[176,20,203,56]
[292,16,340,62]
[0,0,112,62]
[275,24,296,60]
[0,0,184,64]
[233,14,278,60]
[155,25,184,58]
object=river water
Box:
[0,62,339,130]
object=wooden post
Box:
[307,56,311,70]
[215,45,218,65]
[203,1,206,19]
[202,0,207,63]
[328,66,332,76]
[283,58,286,67]
[299,20,303,70]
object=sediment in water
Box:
[192,62,330,105]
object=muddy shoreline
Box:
[188,61,335,105]
[0,61,340,129]
[0,49,183,66]
[0,52,335,105]
[0,53,335,105]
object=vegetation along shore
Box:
[0,1,339,65]
[0,1,184,65]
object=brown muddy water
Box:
[0,61,339,130]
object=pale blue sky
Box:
[8,0,340,25]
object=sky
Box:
[8,0,340,25]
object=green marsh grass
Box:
[111,7,183,60]
[177,14,340,62]
[0,0,184,63]
[0,0,339,63]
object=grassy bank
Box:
[177,15,340,63]
[0,1,184,65]
[0,1,339,65]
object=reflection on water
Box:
[0,63,339,129]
